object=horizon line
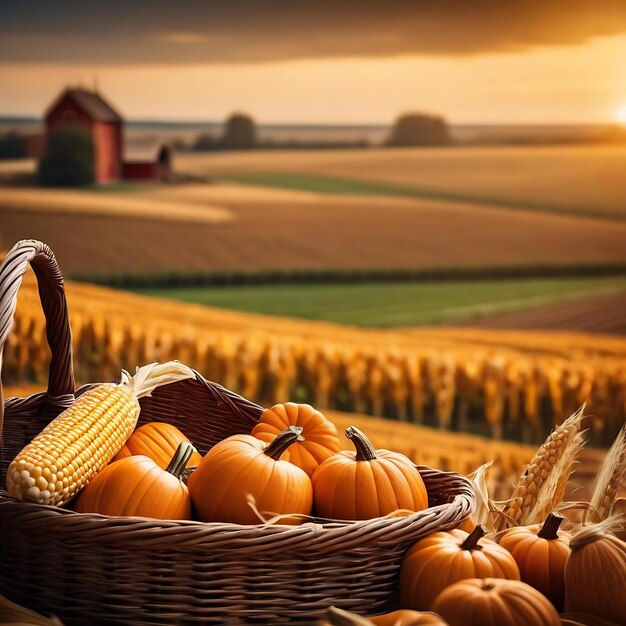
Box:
[0,114,619,129]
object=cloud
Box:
[1,1,626,64]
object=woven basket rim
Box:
[0,466,472,542]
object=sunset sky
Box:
[2,1,626,124]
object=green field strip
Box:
[133,277,626,327]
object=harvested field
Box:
[450,291,626,335]
[2,182,626,275]
[177,144,626,220]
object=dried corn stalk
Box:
[589,424,626,523]
[502,406,587,527]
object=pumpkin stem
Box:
[460,524,486,550]
[264,426,304,460]
[538,512,564,540]
[345,426,377,461]
[165,442,196,478]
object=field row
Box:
[5,275,626,446]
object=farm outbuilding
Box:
[122,142,172,181]
[43,87,171,184]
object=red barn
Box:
[45,88,123,184]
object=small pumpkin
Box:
[399,525,520,610]
[311,426,428,520]
[431,578,561,626]
[188,426,312,524]
[113,421,203,469]
[498,511,571,609]
[322,606,448,626]
[251,402,341,477]
[564,522,626,623]
[74,442,194,519]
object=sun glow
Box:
[614,104,626,125]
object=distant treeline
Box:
[179,112,451,152]
[70,262,626,290]
[176,113,626,152]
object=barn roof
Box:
[124,140,170,163]
[46,88,123,122]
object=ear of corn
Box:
[501,406,587,526]
[6,361,194,506]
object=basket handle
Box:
[0,240,75,435]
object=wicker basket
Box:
[0,240,475,626]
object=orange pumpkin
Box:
[399,525,520,610]
[498,511,571,609]
[113,421,203,469]
[323,606,448,626]
[74,442,193,519]
[564,523,626,623]
[188,426,312,524]
[432,578,560,626]
[311,426,428,520]
[251,402,341,477]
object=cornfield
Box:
[5,273,626,446]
